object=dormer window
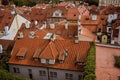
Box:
[16,48,27,60]
[33,49,41,61]
[55,13,59,17]
[53,10,62,17]
[76,53,85,66]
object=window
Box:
[65,73,73,80]
[28,69,33,79]
[39,70,46,76]
[50,72,57,78]
[55,13,59,17]
[13,67,20,73]
[78,75,83,80]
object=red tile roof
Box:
[9,38,90,71]
[16,47,27,57]
[66,8,79,21]
[0,9,15,31]
[39,41,58,59]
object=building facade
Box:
[9,64,83,80]
[9,38,90,80]
[99,0,120,7]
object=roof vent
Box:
[34,20,38,26]
[25,21,30,29]
[11,10,16,15]
[28,31,35,38]
[75,36,79,44]
[0,44,3,53]
[50,22,55,29]
[4,25,9,36]
[92,15,97,20]
[65,21,68,29]
[18,32,24,39]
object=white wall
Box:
[9,64,83,80]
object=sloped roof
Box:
[66,8,79,21]
[39,41,58,59]
[9,38,90,71]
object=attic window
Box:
[76,53,85,66]
[86,17,89,20]
[33,49,41,61]
[16,48,27,60]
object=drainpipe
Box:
[47,68,50,80]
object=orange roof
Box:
[0,8,15,31]
[16,47,27,57]
[33,49,41,58]
[81,25,97,40]
[66,8,79,21]
[9,38,90,71]
[39,41,58,59]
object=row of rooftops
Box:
[0,3,120,71]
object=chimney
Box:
[0,44,3,53]
[11,10,15,15]
[43,21,47,28]
[34,20,38,26]
[64,49,68,57]
[50,22,55,29]
[25,21,30,29]
[75,36,79,44]
[92,14,97,20]
[65,21,68,29]
[18,32,24,38]
[4,24,9,36]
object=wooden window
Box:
[13,67,20,73]
[65,73,73,80]
[28,69,33,79]
[50,72,57,78]
[39,70,46,76]
[78,75,83,80]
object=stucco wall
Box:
[9,64,83,80]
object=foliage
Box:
[0,55,10,70]
[0,69,29,80]
[114,56,120,68]
[84,43,96,80]
[86,0,99,6]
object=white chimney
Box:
[34,20,38,26]
[92,14,97,20]
[25,21,30,29]
[50,22,55,29]
[11,10,15,15]
[4,25,9,36]
[43,21,47,28]
[113,12,118,20]
[0,44,3,53]
[108,14,113,23]
[75,36,79,44]
[65,21,68,29]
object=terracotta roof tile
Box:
[40,41,58,59]
[16,47,27,57]
[9,38,90,71]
